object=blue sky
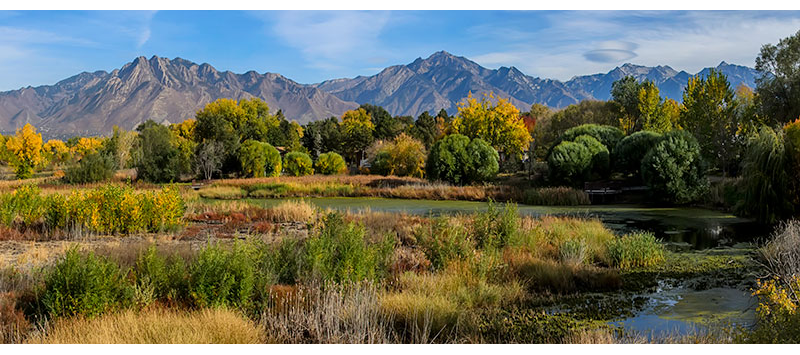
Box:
[1,10,800,91]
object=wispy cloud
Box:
[260,11,391,71]
[467,11,800,80]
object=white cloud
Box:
[468,11,800,80]
[262,11,391,71]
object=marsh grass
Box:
[523,187,590,206]
[198,186,247,200]
[261,282,396,343]
[27,307,266,344]
[606,232,665,269]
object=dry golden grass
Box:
[262,200,316,223]
[28,307,266,344]
[197,186,247,200]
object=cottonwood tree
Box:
[453,92,531,159]
[755,29,800,125]
[5,123,44,179]
[340,108,375,165]
[680,69,740,176]
[195,140,225,180]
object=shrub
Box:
[641,130,708,204]
[133,246,188,304]
[188,243,256,309]
[1,184,185,234]
[558,124,624,151]
[426,134,498,184]
[3,184,45,227]
[465,138,500,183]
[64,152,115,184]
[315,152,347,175]
[369,133,427,178]
[415,217,474,270]
[40,248,133,318]
[759,220,800,286]
[303,212,394,283]
[613,130,662,176]
[239,140,281,178]
[284,152,314,176]
[573,134,610,178]
[547,141,591,186]
[751,276,800,343]
[606,232,665,269]
[473,201,518,250]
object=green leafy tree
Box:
[410,111,438,148]
[547,141,591,186]
[360,104,410,140]
[426,134,498,184]
[340,108,375,165]
[557,124,624,152]
[613,130,663,177]
[303,117,343,158]
[239,140,281,178]
[680,69,740,176]
[284,151,314,176]
[573,135,610,179]
[755,29,800,125]
[315,152,347,175]
[611,76,642,126]
[641,130,708,204]
[134,120,182,183]
[739,126,794,223]
[533,101,620,160]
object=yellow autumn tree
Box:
[70,137,104,158]
[452,92,531,157]
[340,108,375,164]
[6,123,45,179]
[44,139,71,166]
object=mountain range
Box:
[0,51,760,136]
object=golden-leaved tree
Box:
[452,92,531,158]
[340,108,375,164]
[43,139,70,166]
[6,123,44,179]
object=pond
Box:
[240,196,771,249]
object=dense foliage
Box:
[547,141,591,186]
[314,152,347,175]
[426,134,499,184]
[641,130,708,204]
[283,152,314,176]
[612,130,662,176]
[64,152,115,184]
[239,140,281,178]
[557,124,624,152]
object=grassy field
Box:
[0,179,782,344]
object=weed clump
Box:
[606,232,665,269]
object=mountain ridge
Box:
[0,52,761,135]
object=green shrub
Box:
[415,217,474,270]
[573,134,610,178]
[368,133,427,177]
[558,124,624,151]
[133,246,188,304]
[465,138,500,183]
[427,134,498,184]
[134,120,183,183]
[64,152,115,184]
[284,152,314,176]
[641,130,708,204]
[473,201,518,250]
[606,232,665,269]
[547,141,591,186]
[314,152,347,175]
[188,243,256,309]
[41,248,133,318]
[303,212,394,283]
[3,184,46,227]
[613,130,662,176]
[238,140,281,178]
[270,238,302,284]
[427,134,470,184]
